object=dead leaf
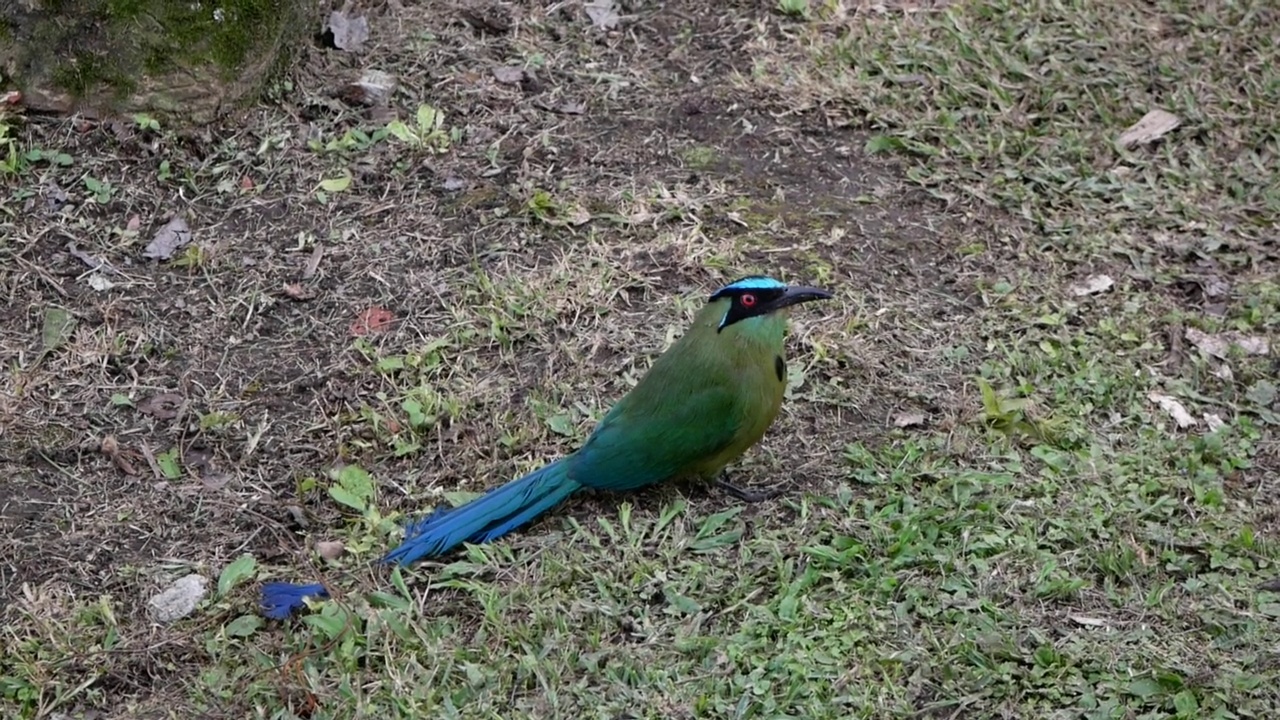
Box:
[283,283,315,301]
[66,243,107,271]
[554,100,585,115]
[565,204,592,226]
[316,540,345,560]
[1203,413,1226,431]
[115,453,140,476]
[138,392,183,420]
[1239,337,1269,355]
[101,435,139,476]
[326,10,370,52]
[1148,392,1195,429]
[349,307,395,336]
[492,66,525,85]
[138,442,165,479]
[336,69,398,107]
[1069,274,1114,297]
[126,215,142,232]
[239,176,255,191]
[459,2,514,34]
[43,182,69,211]
[1202,276,1230,299]
[87,274,115,292]
[1118,109,1180,148]
[284,505,309,528]
[536,98,586,115]
[584,0,620,30]
[1185,328,1225,356]
[1069,615,1110,628]
[892,411,927,428]
[106,119,134,143]
[142,216,192,260]
[302,243,325,280]
[1185,327,1269,359]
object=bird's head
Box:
[707,276,833,333]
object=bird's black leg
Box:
[715,474,784,503]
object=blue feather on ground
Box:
[260,582,329,620]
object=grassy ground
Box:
[3,0,1279,718]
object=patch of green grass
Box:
[681,145,722,170]
[730,0,1280,716]
[776,0,811,20]
[762,0,1280,261]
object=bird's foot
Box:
[715,478,784,504]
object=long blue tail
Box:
[383,458,581,566]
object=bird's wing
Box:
[568,379,742,492]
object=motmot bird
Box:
[260,275,831,618]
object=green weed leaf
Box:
[328,464,374,512]
[443,490,482,508]
[329,486,367,512]
[217,554,258,596]
[156,448,182,479]
[223,615,262,638]
[41,307,75,353]
[318,173,352,192]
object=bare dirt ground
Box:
[3,1,1278,718]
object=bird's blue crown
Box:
[710,276,786,300]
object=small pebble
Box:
[316,540,345,560]
[148,573,208,622]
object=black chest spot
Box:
[774,354,785,383]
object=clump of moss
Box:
[26,0,307,108]
[50,50,135,98]
[106,0,286,77]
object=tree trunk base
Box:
[0,0,319,124]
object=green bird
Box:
[261,275,831,617]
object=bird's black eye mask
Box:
[711,287,787,331]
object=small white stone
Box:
[148,574,208,623]
[316,540,345,560]
[1068,274,1114,297]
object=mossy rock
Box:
[0,0,319,123]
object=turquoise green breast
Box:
[687,309,789,476]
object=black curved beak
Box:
[766,285,833,312]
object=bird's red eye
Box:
[740,293,757,308]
